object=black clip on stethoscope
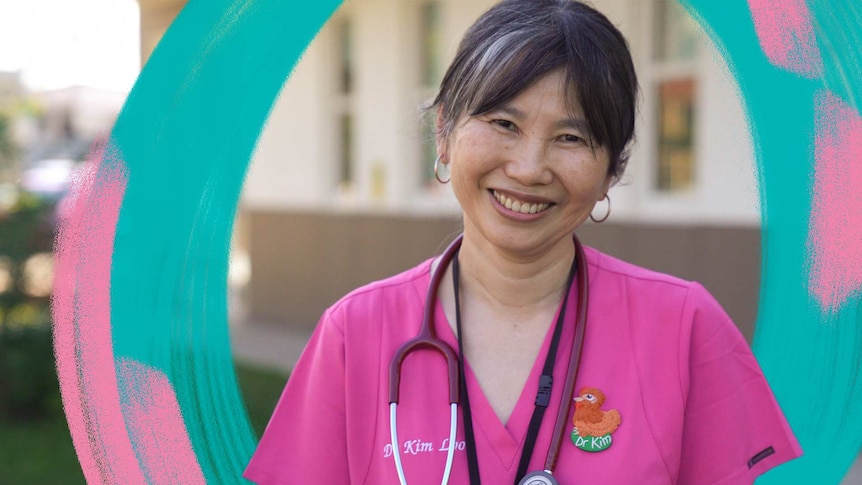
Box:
[388,234,590,485]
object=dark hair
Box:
[430,0,639,183]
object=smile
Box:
[492,190,551,214]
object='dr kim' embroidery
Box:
[571,387,621,452]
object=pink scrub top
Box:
[244,246,802,484]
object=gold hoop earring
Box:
[590,194,611,223]
[434,156,450,184]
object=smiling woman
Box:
[244,1,801,484]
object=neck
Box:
[455,230,576,316]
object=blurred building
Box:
[0,69,124,211]
[138,0,763,339]
[0,71,25,181]
[24,86,124,163]
[0,71,24,108]
[0,73,123,165]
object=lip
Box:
[491,188,554,205]
[488,189,555,220]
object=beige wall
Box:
[138,0,188,66]
[247,210,761,342]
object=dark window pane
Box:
[339,20,352,94]
[339,114,352,184]
[656,78,695,191]
[420,2,442,88]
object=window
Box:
[334,17,355,193]
[420,2,443,88]
[418,2,442,187]
[339,20,352,95]
[656,79,695,190]
[651,0,700,192]
[338,113,353,185]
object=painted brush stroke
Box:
[118,358,206,484]
[747,0,822,78]
[53,140,146,483]
[684,0,862,483]
[52,0,862,483]
[808,90,862,311]
[51,0,344,483]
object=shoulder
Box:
[582,245,735,381]
[583,245,719,317]
[585,245,691,289]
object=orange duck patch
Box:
[571,387,621,452]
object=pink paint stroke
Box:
[748,0,822,78]
[118,358,206,485]
[808,90,862,311]
[52,139,147,484]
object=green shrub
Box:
[0,190,60,420]
[0,322,60,420]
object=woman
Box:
[245,0,801,483]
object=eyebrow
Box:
[494,105,592,135]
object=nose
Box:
[503,139,553,186]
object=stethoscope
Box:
[388,234,589,485]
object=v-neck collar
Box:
[430,278,578,472]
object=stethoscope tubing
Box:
[388,235,463,406]
[390,402,458,485]
[388,234,589,484]
[388,235,464,485]
[543,236,588,473]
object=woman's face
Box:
[439,69,612,259]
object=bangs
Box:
[432,0,638,181]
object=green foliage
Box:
[0,191,54,266]
[0,323,60,420]
[234,362,288,438]
[0,415,85,485]
[0,190,57,420]
[0,184,290,479]
[0,109,19,173]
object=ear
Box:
[435,106,448,163]
[599,175,613,200]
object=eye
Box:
[585,393,596,402]
[491,119,516,130]
[560,133,586,144]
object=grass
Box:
[234,361,289,438]
[0,414,86,485]
[0,362,288,484]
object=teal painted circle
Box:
[683,1,862,483]
[97,0,860,482]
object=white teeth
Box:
[493,191,550,214]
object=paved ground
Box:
[847,461,862,484]
[229,320,862,483]
[230,319,309,374]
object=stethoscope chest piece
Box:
[518,470,560,485]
